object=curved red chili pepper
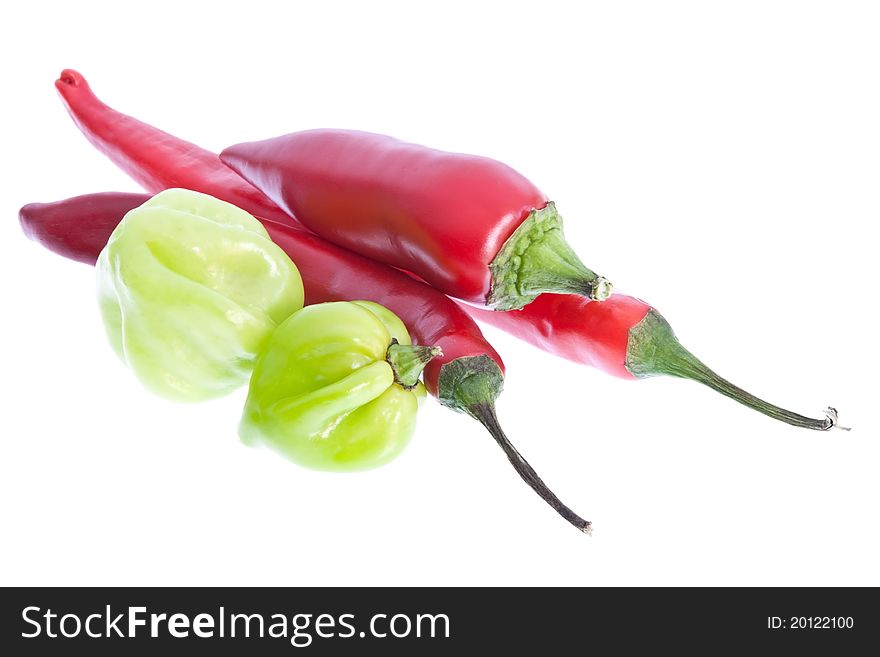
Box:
[54,70,292,227]
[220,130,612,310]
[39,69,594,531]
[463,294,844,431]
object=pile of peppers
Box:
[17,69,846,534]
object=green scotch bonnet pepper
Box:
[96,188,305,401]
[240,301,441,471]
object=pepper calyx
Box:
[487,202,611,311]
[386,339,442,390]
[436,355,504,413]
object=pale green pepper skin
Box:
[240,301,433,472]
[96,188,304,402]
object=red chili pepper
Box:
[220,131,612,311]
[40,69,593,531]
[54,70,292,227]
[20,192,143,265]
[463,294,844,431]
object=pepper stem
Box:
[626,309,848,431]
[487,202,612,311]
[386,339,442,390]
[438,355,592,533]
[470,403,593,534]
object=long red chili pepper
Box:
[219,131,612,311]
[462,294,844,431]
[45,69,593,532]
[54,70,292,226]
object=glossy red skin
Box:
[20,192,503,395]
[54,70,292,226]
[463,293,652,380]
[51,69,504,393]
[20,192,141,265]
[265,222,504,393]
[221,130,549,304]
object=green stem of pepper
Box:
[386,339,443,390]
[487,202,612,310]
[626,309,848,431]
[438,355,592,534]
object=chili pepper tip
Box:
[57,69,83,88]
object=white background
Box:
[1,1,877,586]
